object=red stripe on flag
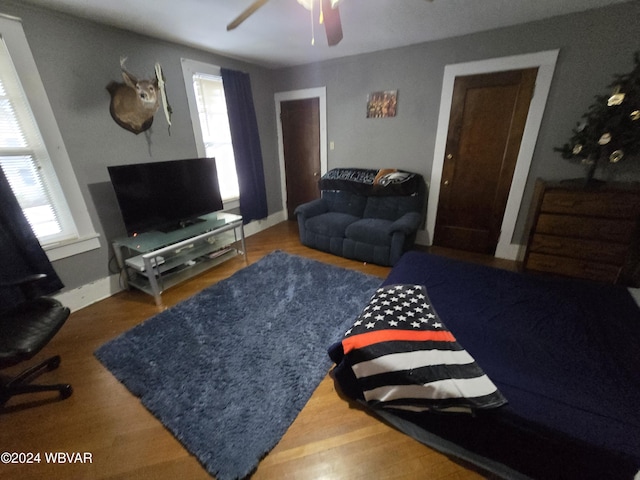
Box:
[342,329,456,355]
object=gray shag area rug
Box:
[95,250,381,480]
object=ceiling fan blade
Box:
[227,0,270,31]
[322,0,343,46]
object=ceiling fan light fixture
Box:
[227,0,342,40]
[296,0,344,47]
[297,0,341,11]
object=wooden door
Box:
[280,98,321,219]
[434,68,538,254]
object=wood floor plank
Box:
[0,221,509,479]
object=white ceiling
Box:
[20,0,631,69]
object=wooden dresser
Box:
[523,179,640,286]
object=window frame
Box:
[181,57,239,210]
[0,13,99,261]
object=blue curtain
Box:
[0,167,63,308]
[221,68,268,224]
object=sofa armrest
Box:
[389,211,422,235]
[294,198,328,219]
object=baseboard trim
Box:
[53,274,122,313]
[415,229,524,261]
[495,243,526,262]
[56,210,287,313]
[243,210,287,237]
[415,229,429,246]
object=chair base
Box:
[0,355,72,406]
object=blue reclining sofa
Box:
[294,168,426,266]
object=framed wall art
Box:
[366,90,397,118]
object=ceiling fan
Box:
[227,0,344,46]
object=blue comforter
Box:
[376,251,640,479]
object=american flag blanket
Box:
[329,284,507,413]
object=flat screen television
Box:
[108,157,224,236]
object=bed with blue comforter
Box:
[330,251,640,479]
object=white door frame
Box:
[427,49,559,260]
[274,87,327,219]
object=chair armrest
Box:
[294,198,328,219]
[389,212,422,235]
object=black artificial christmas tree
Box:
[555,52,640,183]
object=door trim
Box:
[427,50,559,260]
[275,87,327,219]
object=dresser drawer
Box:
[541,190,640,218]
[524,179,640,286]
[529,234,629,265]
[526,253,620,283]
[535,214,636,243]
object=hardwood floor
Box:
[0,221,514,480]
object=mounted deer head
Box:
[107,60,160,134]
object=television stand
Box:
[112,212,246,306]
[158,217,207,232]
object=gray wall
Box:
[272,1,640,242]
[0,1,281,291]
[1,1,639,293]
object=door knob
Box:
[443,180,450,186]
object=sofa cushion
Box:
[343,239,392,266]
[322,190,367,217]
[363,194,421,221]
[345,218,394,246]
[306,212,360,238]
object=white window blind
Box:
[0,36,76,244]
[182,58,240,206]
[192,73,239,201]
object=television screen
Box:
[108,157,224,236]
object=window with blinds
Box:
[0,37,76,244]
[192,73,239,201]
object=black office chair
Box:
[0,274,72,406]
